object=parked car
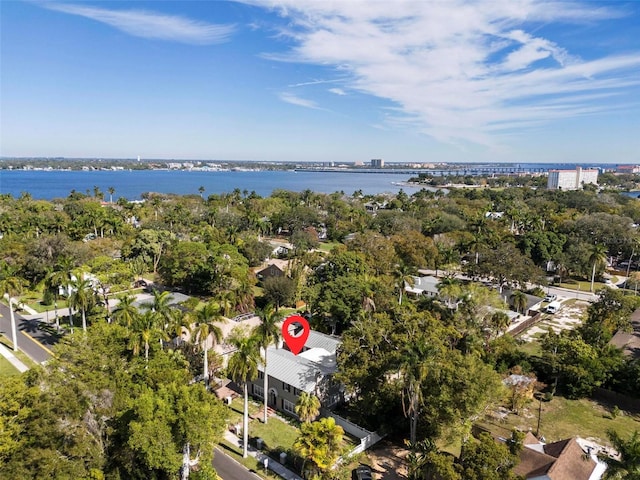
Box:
[352,465,373,480]
[546,301,562,314]
[544,294,557,303]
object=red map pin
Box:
[282,315,310,355]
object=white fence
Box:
[321,409,385,466]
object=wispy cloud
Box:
[329,88,346,96]
[247,0,640,147]
[44,3,235,44]
[278,92,323,109]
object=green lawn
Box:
[227,397,263,426]
[0,356,19,376]
[516,340,542,356]
[317,242,340,253]
[556,280,606,292]
[251,416,300,456]
[479,396,640,445]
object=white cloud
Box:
[45,3,235,44]
[328,88,346,95]
[246,0,640,147]
[278,92,322,109]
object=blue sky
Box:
[1,0,639,163]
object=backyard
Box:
[480,394,639,446]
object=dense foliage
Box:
[2,180,640,476]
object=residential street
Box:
[0,302,54,364]
[213,448,262,480]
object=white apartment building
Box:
[547,166,599,190]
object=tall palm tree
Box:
[191,301,226,385]
[43,267,63,330]
[69,276,94,332]
[395,263,415,306]
[510,290,528,314]
[55,256,76,330]
[295,392,321,423]
[0,268,27,352]
[600,429,640,479]
[141,289,177,345]
[108,186,115,204]
[226,329,261,458]
[129,310,168,364]
[112,293,139,328]
[437,276,462,309]
[401,340,440,444]
[252,304,281,423]
[589,243,608,292]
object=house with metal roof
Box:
[248,330,343,418]
[405,275,440,297]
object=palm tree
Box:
[141,289,176,342]
[252,304,281,423]
[112,293,139,328]
[510,290,528,314]
[69,276,94,332]
[191,301,225,385]
[489,311,511,339]
[0,268,27,352]
[165,307,191,347]
[600,429,640,479]
[129,310,168,364]
[226,329,261,458]
[589,243,608,292]
[437,276,462,309]
[55,256,76,330]
[395,263,415,305]
[401,340,440,444]
[43,267,64,330]
[295,392,321,423]
[293,417,344,478]
[108,186,115,204]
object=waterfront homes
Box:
[247,330,343,417]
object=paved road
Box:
[0,303,55,364]
[213,447,262,480]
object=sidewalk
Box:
[0,342,29,373]
[223,430,303,480]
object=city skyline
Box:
[1,0,639,163]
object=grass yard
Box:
[227,397,263,426]
[251,416,300,455]
[480,395,640,446]
[556,280,605,292]
[516,340,542,356]
[317,242,340,253]
[0,356,19,376]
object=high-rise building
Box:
[371,158,384,168]
[547,166,598,190]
